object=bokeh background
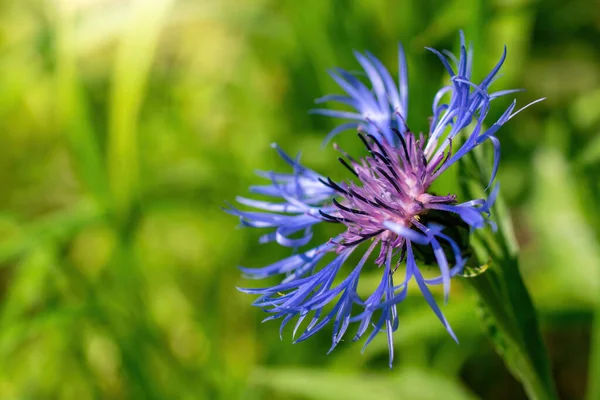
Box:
[1,0,600,399]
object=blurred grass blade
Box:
[251,367,477,400]
[530,150,599,303]
[0,201,103,264]
[458,145,558,400]
[530,146,600,400]
[108,0,175,219]
[590,309,600,400]
[575,132,600,168]
[532,149,600,399]
[55,5,110,204]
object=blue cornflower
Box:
[226,33,542,367]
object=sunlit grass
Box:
[0,0,598,399]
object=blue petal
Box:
[310,109,364,121]
[354,51,388,111]
[238,242,332,279]
[480,46,507,90]
[408,242,458,342]
[426,204,485,229]
[314,94,359,108]
[383,221,430,245]
[429,236,451,303]
[321,122,359,146]
[425,47,456,78]
[365,50,401,111]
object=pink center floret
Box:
[327,131,456,264]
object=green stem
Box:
[468,261,558,400]
[458,138,558,399]
[587,294,600,400]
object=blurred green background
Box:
[1,0,600,399]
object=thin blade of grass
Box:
[108,0,175,218]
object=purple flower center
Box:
[320,129,456,264]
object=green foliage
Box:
[250,367,478,400]
[0,0,598,399]
[458,132,557,399]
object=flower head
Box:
[226,33,541,367]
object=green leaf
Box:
[466,256,556,400]
[458,143,558,400]
[250,367,477,400]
